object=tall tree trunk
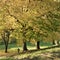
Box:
[37,41,40,49]
[5,39,9,53]
[23,42,28,51]
[17,48,20,54]
[5,44,8,53]
[5,32,10,53]
[57,41,59,45]
[2,30,10,53]
[52,40,56,45]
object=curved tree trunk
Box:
[37,41,40,49]
[23,42,28,51]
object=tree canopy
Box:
[0,0,60,52]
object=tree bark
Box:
[4,38,9,53]
[57,41,60,45]
[17,48,20,54]
[4,31,10,53]
[5,44,8,53]
[37,41,40,49]
[52,40,56,45]
[23,42,28,51]
[2,30,10,53]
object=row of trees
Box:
[0,0,60,53]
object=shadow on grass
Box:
[20,45,60,54]
[52,50,60,58]
[19,45,60,60]
[41,45,60,50]
[9,45,60,57]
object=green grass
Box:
[0,58,14,60]
[0,47,60,60]
[0,41,53,50]
[0,42,53,50]
[27,41,53,46]
[11,48,60,60]
[0,43,17,50]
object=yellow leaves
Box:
[54,0,60,2]
[52,31,60,40]
[17,38,23,46]
[0,0,60,45]
[28,20,33,27]
[33,23,42,33]
[30,38,36,44]
[0,14,3,20]
[44,31,60,42]
[33,26,40,32]
[4,15,17,29]
[39,30,44,34]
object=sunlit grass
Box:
[0,47,60,60]
[0,43,60,60]
[12,47,60,60]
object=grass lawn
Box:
[0,42,60,60]
[0,45,60,60]
[0,41,53,50]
